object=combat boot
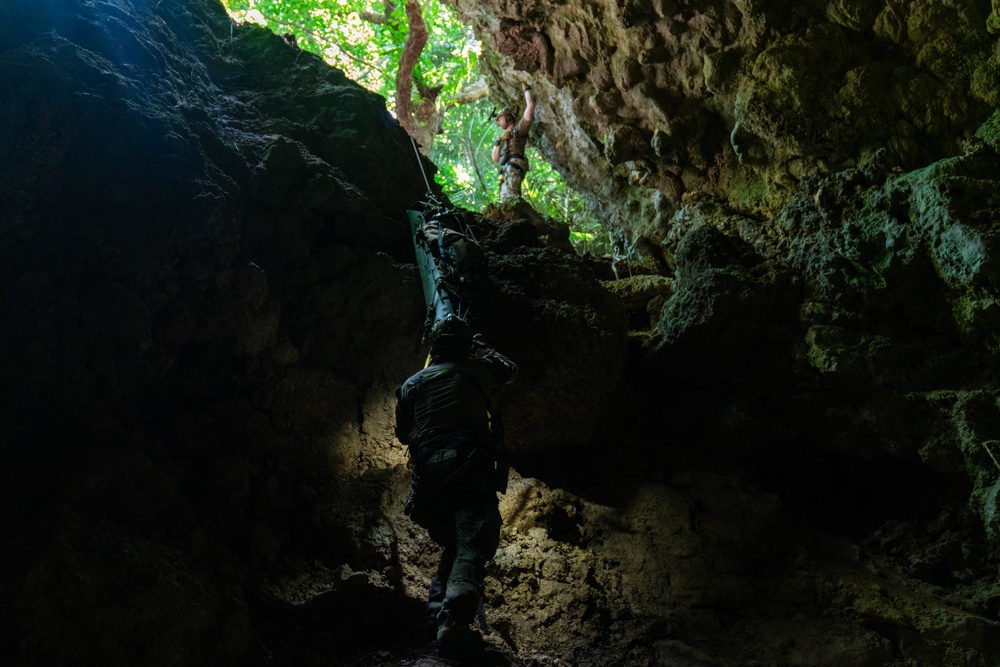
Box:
[436,619,484,662]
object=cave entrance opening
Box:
[220,0,612,255]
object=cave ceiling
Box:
[451,0,1000,249]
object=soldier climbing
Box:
[397,207,517,663]
[492,85,535,202]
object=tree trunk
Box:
[396,0,438,154]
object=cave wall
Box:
[4,0,1000,666]
[456,0,1000,541]
[0,0,429,662]
[452,0,1000,243]
[452,0,1000,663]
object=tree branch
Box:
[462,133,490,196]
[455,77,488,105]
[358,11,388,24]
[396,0,431,149]
[359,0,398,24]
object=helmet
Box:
[429,315,473,360]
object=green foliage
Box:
[426,99,609,254]
[521,150,609,255]
[428,98,496,208]
[221,0,476,108]
[220,0,608,253]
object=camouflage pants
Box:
[500,157,529,202]
[426,501,501,626]
[414,445,501,626]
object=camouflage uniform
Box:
[497,127,530,202]
[493,87,534,203]
[395,336,517,657]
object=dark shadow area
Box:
[511,445,650,509]
[746,441,970,536]
[246,590,431,666]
